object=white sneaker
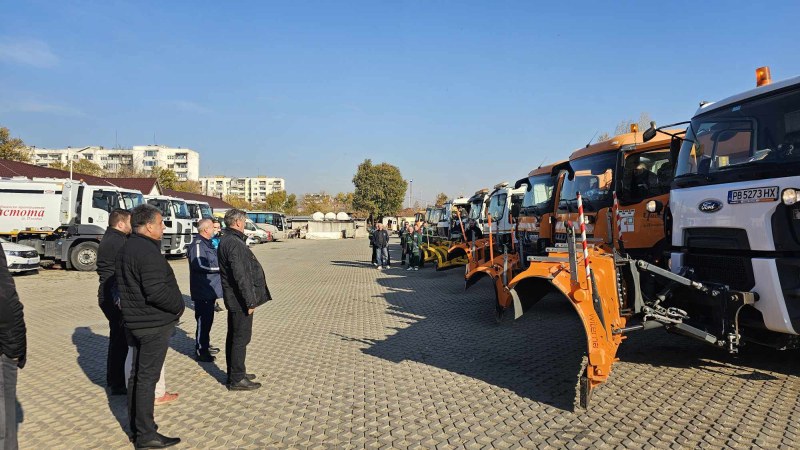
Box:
[406,267,413,271]
[377,266,383,270]
[414,267,419,271]
[386,265,391,269]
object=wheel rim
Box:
[78,249,96,266]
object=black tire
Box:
[70,241,99,272]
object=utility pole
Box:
[409,179,413,209]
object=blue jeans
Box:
[377,247,389,267]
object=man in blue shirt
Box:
[188,219,223,362]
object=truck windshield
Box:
[120,192,144,210]
[620,148,672,204]
[172,201,191,219]
[521,174,557,216]
[468,199,484,220]
[558,151,616,212]
[676,87,800,180]
[487,193,508,221]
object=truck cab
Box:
[145,195,193,256]
[670,71,800,343]
[185,200,214,233]
[513,162,565,264]
[553,129,679,264]
[437,197,470,240]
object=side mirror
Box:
[669,137,682,164]
[646,200,663,213]
[643,121,657,142]
[511,203,521,219]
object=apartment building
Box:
[29,145,200,181]
[199,176,286,203]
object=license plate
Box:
[727,186,779,204]
[27,258,38,264]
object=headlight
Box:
[6,251,24,257]
[646,201,658,213]
[782,188,798,205]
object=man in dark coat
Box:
[0,241,26,450]
[373,223,390,269]
[96,208,131,395]
[188,218,223,362]
[116,204,184,449]
[218,209,272,391]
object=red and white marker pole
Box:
[576,191,593,294]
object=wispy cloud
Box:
[165,100,212,114]
[0,38,59,68]
[0,99,85,117]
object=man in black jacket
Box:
[0,241,26,450]
[373,223,390,269]
[116,204,184,449]
[96,209,131,395]
[218,209,272,391]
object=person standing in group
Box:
[218,209,272,391]
[188,218,223,362]
[408,223,424,271]
[368,223,378,266]
[0,240,26,450]
[212,219,223,313]
[404,224,414,267]
[399,223,409,266]
[116,204,184,449]
[96,209,132,396]
[374,223,390,269]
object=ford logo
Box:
[698,199,723,213]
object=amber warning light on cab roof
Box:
[756,66,771,87]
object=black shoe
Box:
[227,378,261,391]
[213,302,223,312]
[196,352,215,363]
[109,386,127,396]
[135,433,181,449]
[208,346,220,355]
[246,373,257,381]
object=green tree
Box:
[263,190,288,211]
[435,192,449,207]
[0,127,30,162]
[49,159,106,177]
[173,180,202,194]
[224,195,251,210]
[352,159,406,218]
[150,166,179,190]
[285,193,298,215]
[334,192,354,211]
[301,192,334,213]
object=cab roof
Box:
[569,128,682,160]
[528,160,567,177]
[694,75,800,118]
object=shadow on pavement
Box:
[175,294,228,385]
[71,326,129,435]
[334,241,588,411]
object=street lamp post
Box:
[409,179,413,209]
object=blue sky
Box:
[2,1,799,204]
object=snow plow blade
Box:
[507,246,626,408]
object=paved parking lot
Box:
[11,237,800,449]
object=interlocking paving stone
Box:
[10,237,800,448]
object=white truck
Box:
[0,177,144,271]
[665,68,800,348]
[436,197,470,240]
[484,182,526,250]
[144,195,193,256]
[185,199,214,233]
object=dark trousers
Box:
[226,311,253,384]
[127,324,174,443]
[99,299,128,389]
[371,246,377,264]
[194,298,215,355]
[0,355,18,450]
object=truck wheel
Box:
[70,241,99,272]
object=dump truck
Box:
[508,68,800,407]
[0,177,144,271]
